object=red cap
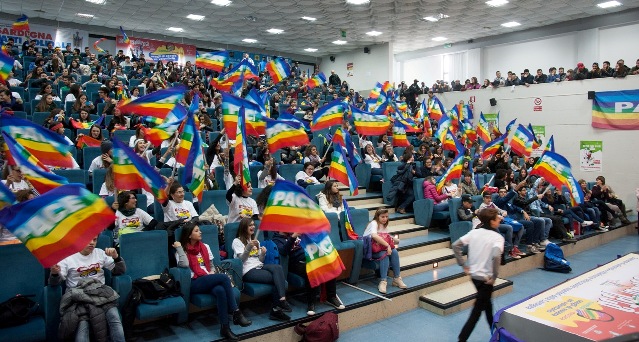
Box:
[577,62,584,68]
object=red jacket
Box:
[423,180,448,204]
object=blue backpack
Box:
[261,240,280,265]
[543,243,571,273]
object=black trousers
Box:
[459,278,494,342]
[289,259,337,304]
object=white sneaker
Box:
[581,220,594,227]
[596,226,609,232]
[540,239,550,246]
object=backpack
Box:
[0,294,38,328]
[294,312,339,342]
[543,243,572,273]
[261,240,280,265]
[132,268,182,301]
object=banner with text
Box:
[0,20,89,50]
[592,89,639,130]
[116,35,196,65]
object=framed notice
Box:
[579,140,603,172]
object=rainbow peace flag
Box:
[592,89,639,130]
[342,199,359,240]
[266,57,291,84]
[221,92,263,137]
[436,154,465,194]
[442,129,465,155]
[116,85,129,100]
[351,106,390,136]
[311,99,346,132]
[452,103,474,121]
[527,123,541,149]
[461,119,476,146]
[119,26,130,44]
[118,85,187,119]
[503,118,517,139]
[368,82,382,101]
[76,134,102,148]
[69,115,104,130]
[481,133,507,159]
[392,122,410,147]
[427,96,445,121]
[306,72,326,89]
[0,184,115,267]
[331,126,347,148]
[328,144,358,196]
[396,102,408,113]
[265,118,309,154]
[243,89,267,136]
[0,182,16,209]
[210,77,234,92]
[423,115,432,137]
[509,124,535,157]
[394,112,420,133]
[260,180,331,234]
[278,112,309,130]
[0,114,75,168]
[196,50,228,72]
[417,99,428,123]
[234,106,251,192]
[177,112,206,201]
[141,126,172,146]
[218,59,260,85]
[545,135,555,153]
[476,112,491,144]
[2,132,67,194]
[529,151,573,191]
[12,15,29,31]
[434,116,452,143]
[300,231,345,288]
[0,52,14,83]
[93,38,107,54]
[1,44,10,56]
[111,138,168,203]
[567,176,584,207]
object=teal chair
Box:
[449,221,472,253]
[32,112,50,126]
[83,146,103,170]
[214,166,226,190]
[92,168,107,195]
[278,164,302,182]
[449,197,463,223]
[306,184,325,203]
[53,169,89,185]
[249,165,262,188]
[113,231,189,323]
[339,209,366,283]
[112,130,136,143]
[325,213,356,282]
[355,163,371,190]
[381,162,402,205]
[199,190,229,216]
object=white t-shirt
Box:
[176,243,214,279]
[115,208,154,237]
[257,170,284,188]
[65,94,76,103]
[364,154,381,169]
[163,200,198,222]
[458,228,504,280]
[57,249,116,288]
[363,220,387,237]
[444,183,459,198]
[1,179,30,192]
[294,171,319,185]
[88,155,105,174]
[227,194,259,223]
[99,183,114,197]
[232,238,263,275]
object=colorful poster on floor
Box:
[116,35,196,65]
[580,140,603,172]
[500,254,639,341]
[531,125,545,157]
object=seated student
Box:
[493,185,543,254]
[295,162,321,189]
[174,222,251,341]
[391,151,422,214]
[363,143,383,176]
[272,231,345,316]
[443,179,460,198]
[317,180,344,216]
[232,218,291,322]
[544,188,599,232]
[476,193,522,260]
[457,195,478,225]
[423,176,451,212]
[528,178,579,242]
[380,144,398,162]
[591,176,631,225]
[302,144,329,180]
[257,158,284,188]
[460,171,480,196]
[88,141,113,174]
[2,165,31,192]
[162,180,199,223]
[226,175,259,223]
[514,184,552,248]
[112,191,157,245]
[365,209,406,294]
[49,237,126,342]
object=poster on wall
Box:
[346,62,353,77]
[531,125,545,157]
[0,20,55,50]
[55,28,89,49]
[580,140,603,172]
[116,35,196,65]
[483,113,499,133]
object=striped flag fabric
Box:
[69,116,104,130]
[234,106,251,192]
[441,129,465,156]
[328,143,358,196]
[277,112,309,130]
[592,89,639,130]
[265,118,309,154]
[527,123,541,149]
[481,133,507,159]
[306,72,326,89]
[476,112,491,144]
[217,59,260,86]
[119,26,130,44]
[368,82,382,101]
[452,103,474,121]
[342,199,359,240]
[300,231,345,288]
[331,126,347,147]
[434,116,452,143]
[111,138,168,203]
[0,184,115,267]
[0,52,14,82]
[2,132,68,194]
[436,154,465,194]
[427,96,445,121]
[351,106,390,136]
[0,182,16,209]
[460,119,477,146]
[566,176,585,207]
[311,99,347,132]
[12,15,29,31]
[177,111,206,201]
[93,38,107,54]
[75,134,102,148]
[265,57,291,84]
[0,114,75,168]
[394,112,420,133]
[221,92,263,137]
[259,179,331,234]
[392,121,410,147]
[196,50,228,72]
[344,130,361,168]
[118,85,187,119]
[529,151,574,191]
[417,99,428,123]
[509,124,535,157]
[423,115,432,137]
[545,135,555,153]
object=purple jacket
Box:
[423,180,448,204]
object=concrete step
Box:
[344,193,383,206]
[352,202,394,214]
[419,278,513,316]
[387,223,429,239]
[371,212,415,226]
[399,248,457,277]
[398,240,451,258]
[338,185,366,196]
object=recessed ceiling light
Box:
[301,16,317,21]
[332,40,347,45]
[242,38,257,43]
[76,13,94,18]
[266,28,284,34]
[432,37,447,41]
[187,14,205,21]
[167,27,184,32]
[501,21,521,28]
[423,16,439,22]
[211,0,231,6]
[85,0,106,4]
[423,13,449,22]
[597,1,622,8]
[304,48,318,52]
[346,0,370,4]
[366,30,382,36]
[486,0,508,7]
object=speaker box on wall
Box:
[329,56,335,62]
[588,91,595,99]
[489,98,497,106]
[364,47,370,54]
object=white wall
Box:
[403,55,443,86]
[418,76,639,206]
[320,43,391,92]
[599,22,639,65]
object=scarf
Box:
[186,241,210,279]
[119,207,136,217]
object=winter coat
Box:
[422,180,448,204]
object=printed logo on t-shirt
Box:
[121,216,141,228]
[239,205,253,217]
[77,263,101,277]
[248,248,259,257]
[174,207,191,219]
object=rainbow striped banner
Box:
[392,121,410,147]
[69,115,104,130]
[0,113,75,168]
[93,38,107,53]
[417,99,428,123]
[592,89,639,130]
[196,50,228,72]
[265,118,309,154]
[119,26,130,44]
[342,199,358,240]
[529,151,573,191]
[441,129,465,155]
[0,182,16,209]
[306,72,326,89]
[368,82,382,101]
[12,15,29,31]
[219,59,260,85]
[118,85,187,119]
[427,96,445,122]
[452,103,474,120]
[331,126,346,147]
[527,123,541,149]
[477,112,491,144]
[394,112,420,133]
[0,52,14,82]
[0,184,115,267]
[566,176,584,207]
[351,106,390,136]
[177,111,205,201]
[545,135,555,153]
[423,114,432,137]
[260,180,330,234]
[265,57,291,84]
[481,132,507,160]
[311,99,346,131]
[76,135,102,148]
[328,143,358,196]
[221,92,263,137]
[300,231,345,288]
[461,119,476,146]
[509,124,535,157]
[234,106,251,192]
[112,138,168,203]
[436,154,465,194]
[434,116,452,143]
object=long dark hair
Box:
[179,221,199,248]
[117,190,135,210]
[237,217,255,245]
[321,180,342,206]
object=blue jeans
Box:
[191,274,237,325]
[530,216,551,240]
[244,264,287,304]
[497,224,513,252]
[518,219,540,245]
[75,306,125,342]
[372,248,401,281]
[584,207,600,226]
[433,202,449,212]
